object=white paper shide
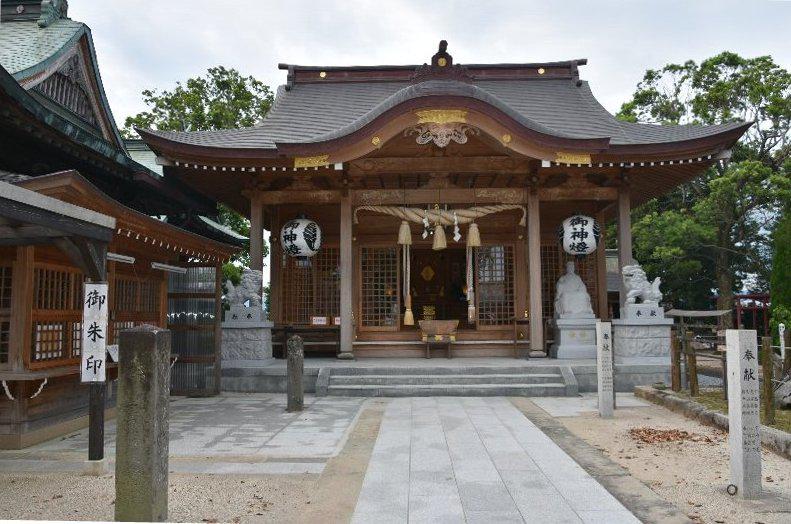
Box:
[81,282,108,382]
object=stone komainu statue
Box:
[622,264,663,304]
[225,268,263,309]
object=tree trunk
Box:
[716,242,734,330]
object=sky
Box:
[71,0,791,129]
[66,0,791,284]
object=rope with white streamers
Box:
[354,205,527,227]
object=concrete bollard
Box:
[287,334,304,412]
[115,325,171,522]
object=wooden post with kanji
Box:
[725,330,762,499]
[81,281,108,468]
[596,320,614,418]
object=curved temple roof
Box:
[139,45,750,163]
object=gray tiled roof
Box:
[0,19,84,79]
[144,77,747,150]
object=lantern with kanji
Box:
[280,216,322,261]
[558,215,600,256]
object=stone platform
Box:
[221,357,670,396]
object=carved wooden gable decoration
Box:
[33,54,100,129]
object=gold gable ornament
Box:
[554,152,592,165]
[293,154,330,169]
[415,109,468,125]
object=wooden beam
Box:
[258,190,341,205]
[538,187,617,201]
[250,196,264,272]
[527,189,543,353]
[338,195,354,359]
[53,237,107,281]
[9,246,34,373]
[349,156,531,175]
[596,212,609,319]
[617,184,633,309]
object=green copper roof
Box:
[0,18,84,80]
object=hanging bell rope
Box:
[397,220,414,325]
[354,205,527,227]
[466,245,476,323]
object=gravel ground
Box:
[0,472,316,522]
[558,403,791,523]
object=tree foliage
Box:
[123,66,274,279]
[770,209,791,338]
[122,66,274,137]
[617,53,791,318]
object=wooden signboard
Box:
[81,282,108,382]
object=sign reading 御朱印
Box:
[81,282,108,383]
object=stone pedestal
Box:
[221,308,273,367]
[551,316,598,359]
[612,315,673,363]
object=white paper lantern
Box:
[280,217,322,258]
[558,215,600,256]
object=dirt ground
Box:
[0,472,316,522]
[559,403,791,524]
[0,401,385,523]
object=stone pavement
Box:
[0,394,364,475]
[352,397,639,524]
[531,393,650,418]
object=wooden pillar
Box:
[269,207,281,323]
[250,196,264,272]
[617,183,633,309]
[9,246,34,372]
[595,212,608,319]
[338,194,354,359]
[527,190,543,353]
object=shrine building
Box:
[139,42,750,359]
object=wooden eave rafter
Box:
[16,171,239,263]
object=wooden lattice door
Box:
[167,266,221,396]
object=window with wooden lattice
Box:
[540,243,599,320]
[111,273,162,343]
[360,247,399,329]
[476,245,515,326]
[30,264,83,366]
[280,247,340,325]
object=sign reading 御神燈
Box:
[81,282,108,383]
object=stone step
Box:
[330,373,563,386]
[327,366,563,376]
[326,383,568,397]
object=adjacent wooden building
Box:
[140,43,749,359]
[0,1,240,448]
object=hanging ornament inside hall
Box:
[281,215,322,266]
[558,214,600,256]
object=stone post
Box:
[725,329,761,499]
[287,335,304,412]
[596,321,614,418]
[115,325,171,522]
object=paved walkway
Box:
[0,394,364,475]
[352,397,639,524]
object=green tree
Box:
[770,208,791,339]
[122,66,274,137]
[618,53,791,321]
[123,66,274,278]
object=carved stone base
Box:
[612,318,673,363]
[623,303,665,321]
[336,351,355,361]
[221,320,273,365]
[551,317,598,359]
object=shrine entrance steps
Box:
[316,365,579,397]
